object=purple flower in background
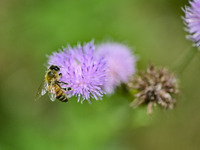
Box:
[96,42,137,94]
[183,0,200,47]
[48,41,107,103]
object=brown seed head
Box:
[127,64,179,115]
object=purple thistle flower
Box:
[183,0,200,47]
[96,42,137,94]
[47,41,107,103]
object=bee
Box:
[35,65,71,102]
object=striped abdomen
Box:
[55,84,68,102]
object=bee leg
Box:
[67,87,72,91]
[57,81,68,85]
[59,73,62,77]
[62,87,67,91]
[63,87,72,91]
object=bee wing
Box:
[35,80,48,100]
[48,82,57,102]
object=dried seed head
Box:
[127,64,179,115]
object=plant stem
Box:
[176,47,198,74]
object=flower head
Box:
[48,41,107,103]
[183,0,200,47]
[128,64,179,115]
[96,42,137,94]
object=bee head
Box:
[49,65,60,72]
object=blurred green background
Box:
[1,0,200,150]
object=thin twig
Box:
[174,47,198,74]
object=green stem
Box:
[176,47,198,74]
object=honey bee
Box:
[35,65,71,102]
